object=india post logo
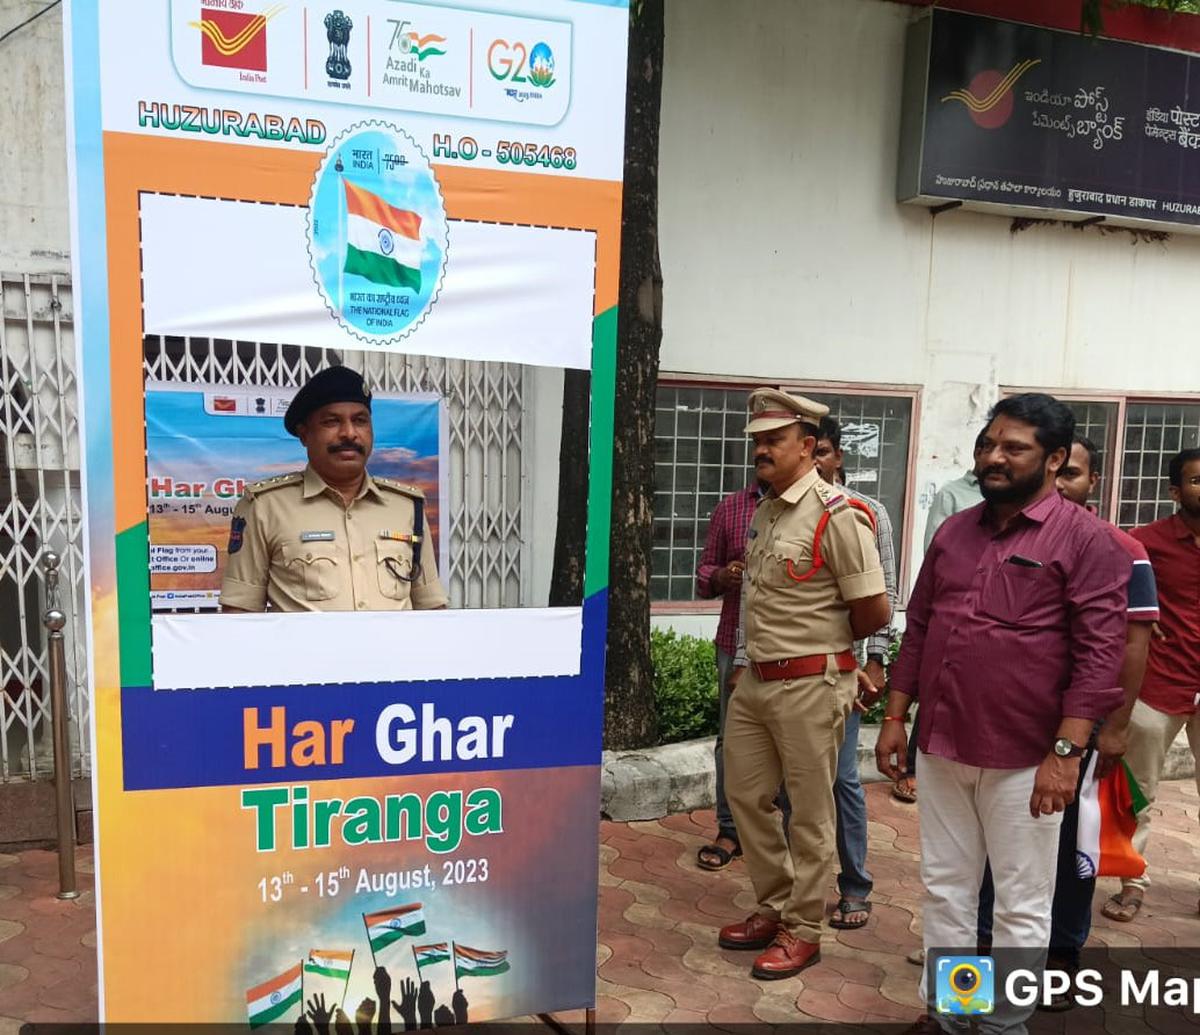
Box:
[935,956,995,1016]
[190,4,284,71]
[941,59,1040,129]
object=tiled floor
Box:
[0,781,1196,1028]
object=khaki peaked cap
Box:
[744,388,829,435]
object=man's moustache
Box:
[329,442,364,454]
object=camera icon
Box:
[934,955,995,1016]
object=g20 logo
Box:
[487,39,555,88]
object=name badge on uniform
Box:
[379,530,421,543]
[300,530,336,542]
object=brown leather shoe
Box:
[750,928,820,979]
[717,912,781,950]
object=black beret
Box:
[284,366,372,436]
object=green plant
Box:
[861,635,904,725]
[650,627,719,744]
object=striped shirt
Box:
[845,486,897,662]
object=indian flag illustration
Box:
[413,942,451,970]
[246,962,303,1029]
[305,948,354,981]
[453,943,510,978]
[1076,754,1149,879]
[343,179,423,292]
[364,903,426,953]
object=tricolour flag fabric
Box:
[414,942,451,969]
[246,962,303,1029]
[305,948,353,981]
[453,943,510,978]
[343,180,423,291]
[1076,754,1149,880]
[364,903,426,953]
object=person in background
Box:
[811,415,897,930]
[896,432,986,805]
[1104,446,1200,922]
[694,478,766,870]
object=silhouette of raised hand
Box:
[417,980,435,1029]
[392,976,418,1032]
[433,1005,455,1027]
[334,1006,354,1035]
[451,990,468,1025]
[355,998,376,1035]
[306,993,333,1035]
[373,964,392,1003]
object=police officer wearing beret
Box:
[718,388,889,979]
[220,366,449,613]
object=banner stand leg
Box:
[537,1008,594,1035]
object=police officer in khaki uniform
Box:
[718,388,889,979]
[220,366,449,613]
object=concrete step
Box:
[601,723,1196,822]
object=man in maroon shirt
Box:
[877,394,1128,1034]
[1106,447,1200,922]
[694,480,764,870]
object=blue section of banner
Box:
[122,589,608,791]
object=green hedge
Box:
[650,627,719,744]
[650,627,904,740]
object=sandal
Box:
[696,839,741,871]
[829,897,872,929]
[1101,887,1143,922]
[892,776,917,803]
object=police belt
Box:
[751,651,857,682]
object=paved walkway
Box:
[0,782,1196,1028]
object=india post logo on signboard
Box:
[190,4,283,71]
[941,59,1040,129]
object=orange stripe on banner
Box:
[246,963,302,1001]
[100,132,623,533]
[344,180,422,239]
[365,903,422,923]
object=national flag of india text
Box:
[364,903,426,953]
[246,962,303,1029]
[343,180,423,292]
[454,943,509,978]
[305,949,353,981]
[414,942,451,969]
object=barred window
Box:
[1008,391,1200,530]
[1119,402,1200,528]
[652,381,916,604]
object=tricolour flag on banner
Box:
[414,943,451,970]
[343,180,423,292]
[1076,754,1149,880]
[246,962,303,1029]
[305,948,354,981]
[364,903,426,953]
[453,943,510,978]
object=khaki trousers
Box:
[724,661,855,942]
[1122,698,1200,891]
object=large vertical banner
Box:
[63,0,626,1024]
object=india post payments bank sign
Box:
[64,0,627,1024]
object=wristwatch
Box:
[1053,737,1085,758]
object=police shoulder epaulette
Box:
[812,478,850,514]
[244,472,303,496]
[375,477,426,499]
